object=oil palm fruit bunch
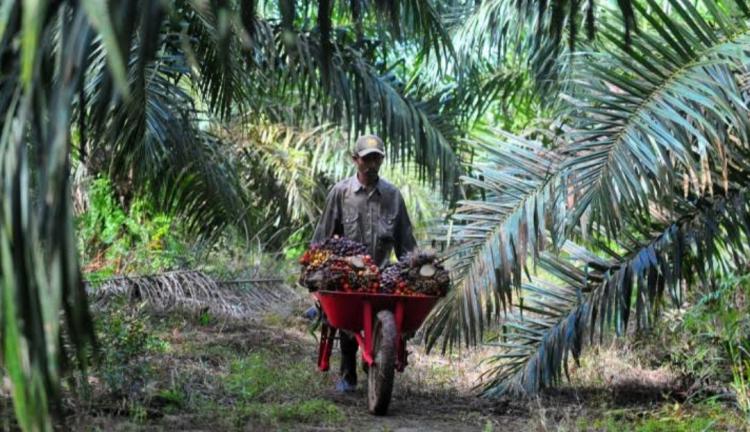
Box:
[405,251,450,296]
[299,248,332,269]
[380,260,412,294]
[342,254,380,293]
[299,237,378,292]
[381,251,450,296]
[317,235,368,256]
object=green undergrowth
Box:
[57,293,750,431]
[565,272,750,431]
[77,177,187,278]
[77,177,297,284]
[71,303,343,429]
[220,350,342,427]
[581,400,745,431]
[232,399,344,426]
[90,299,172,401]
[648,273,750,419]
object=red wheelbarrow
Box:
[313,290,440,415]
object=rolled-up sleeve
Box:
[394,193,417,259]
[312,188,341,243]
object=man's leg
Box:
[339,331,358,387]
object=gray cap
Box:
[354,134,385,157]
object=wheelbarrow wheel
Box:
[368,310,396,415]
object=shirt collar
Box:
[349,175,381,195]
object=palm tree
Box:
[424,0,750,398]
[5,0,748,429]
[0,0,470,429]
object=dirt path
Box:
[184,318,530,431]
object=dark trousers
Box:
[340,331,358,384]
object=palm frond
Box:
[231,122,343,224]
[181,12,466,196]
[266,0,456,70]
[380,161,447,239]
[480,259,588,397]
[447,0,591,100]
[230,119,447,242]
[1,3,96,429]
[374,0,456,66]
[481,188,750,397]
[83,38,249,239]
[423,128,565,352]
[450,0,515,58]
[269,26,466,195]
[88,271,297,319]
[181,0,256,120]
[514,0,636,46]
[410,62,532,134]
[563,0,750,238]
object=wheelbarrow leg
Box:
[394,301,407,372]
[317,323,336,371]
[354,300,374,366]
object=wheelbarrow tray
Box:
[312,290,442,414]
[313,290,439,334]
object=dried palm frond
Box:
[88,271,298,320]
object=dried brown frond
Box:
[87,271,298,319]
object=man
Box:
[311,134,417,392]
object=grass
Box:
[582,400,742,432]
[524,340,750,432]
[55,302,349,430]
[221,349,345,427]
[236,399,344,425]
[224,350,328,401]
[150,336,342,429]
[155,388,186,410]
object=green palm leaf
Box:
[83,39,249,238]
[232,120,447,244]
[423,128,565,352]
[266,26,466,194]
[1,3,97,430]
[184,12,466,195]
[447,0,619,100]
[481,188,750,397]
[370,0,455,65]
[181,0,255,120]
[232,122,342,225]
[563,0,750,238]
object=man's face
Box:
[353,153,384,183]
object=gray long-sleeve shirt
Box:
[312,176,417,267]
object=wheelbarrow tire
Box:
[368,310,396,416]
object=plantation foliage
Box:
[2,0,750,429]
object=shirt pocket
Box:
[343,211,361,241]
[379,214,397,242]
